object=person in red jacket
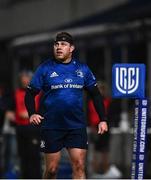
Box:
[88,81,111,175]
[14,70,42,179]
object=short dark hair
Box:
[54,32,74,45]
[19,70,33,78]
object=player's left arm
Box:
[87,85,108,134]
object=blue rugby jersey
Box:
[29,58,97,129]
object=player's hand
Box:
[29,114,44,125]
[98,121,108,134]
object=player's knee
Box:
[45,165,58,177]
[72,159,85,172]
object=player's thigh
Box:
[67,148,87,165]
[44,151,61,169]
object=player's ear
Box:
[70,45,75,52]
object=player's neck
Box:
[63,57,72,64]
[57,57,72,64]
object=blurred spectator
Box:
[88,81,111,175]
[0,84,16,177]
[107,98,123,178]
[14,70,42,179]
[0,85,5,133]
[0,84,5,177]
[3,108,17,178]
[108,99,122,128]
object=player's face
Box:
[20,75,32,88]
[53,41,74,62]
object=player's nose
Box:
[56,45,62,50]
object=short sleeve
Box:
[28,65,44,91]
[84,65,97,90]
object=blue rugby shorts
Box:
[40,128,88,153]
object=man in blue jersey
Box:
[25,32,108,179]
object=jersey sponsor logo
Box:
[112,64,145,98]
[76,69,84,78]
[50,72,59,78]
[51,84,83,90]
[64,78,73,83]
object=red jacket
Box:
[15,88,40,125]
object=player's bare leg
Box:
[43,151,61,179]
[68,148,87,179]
